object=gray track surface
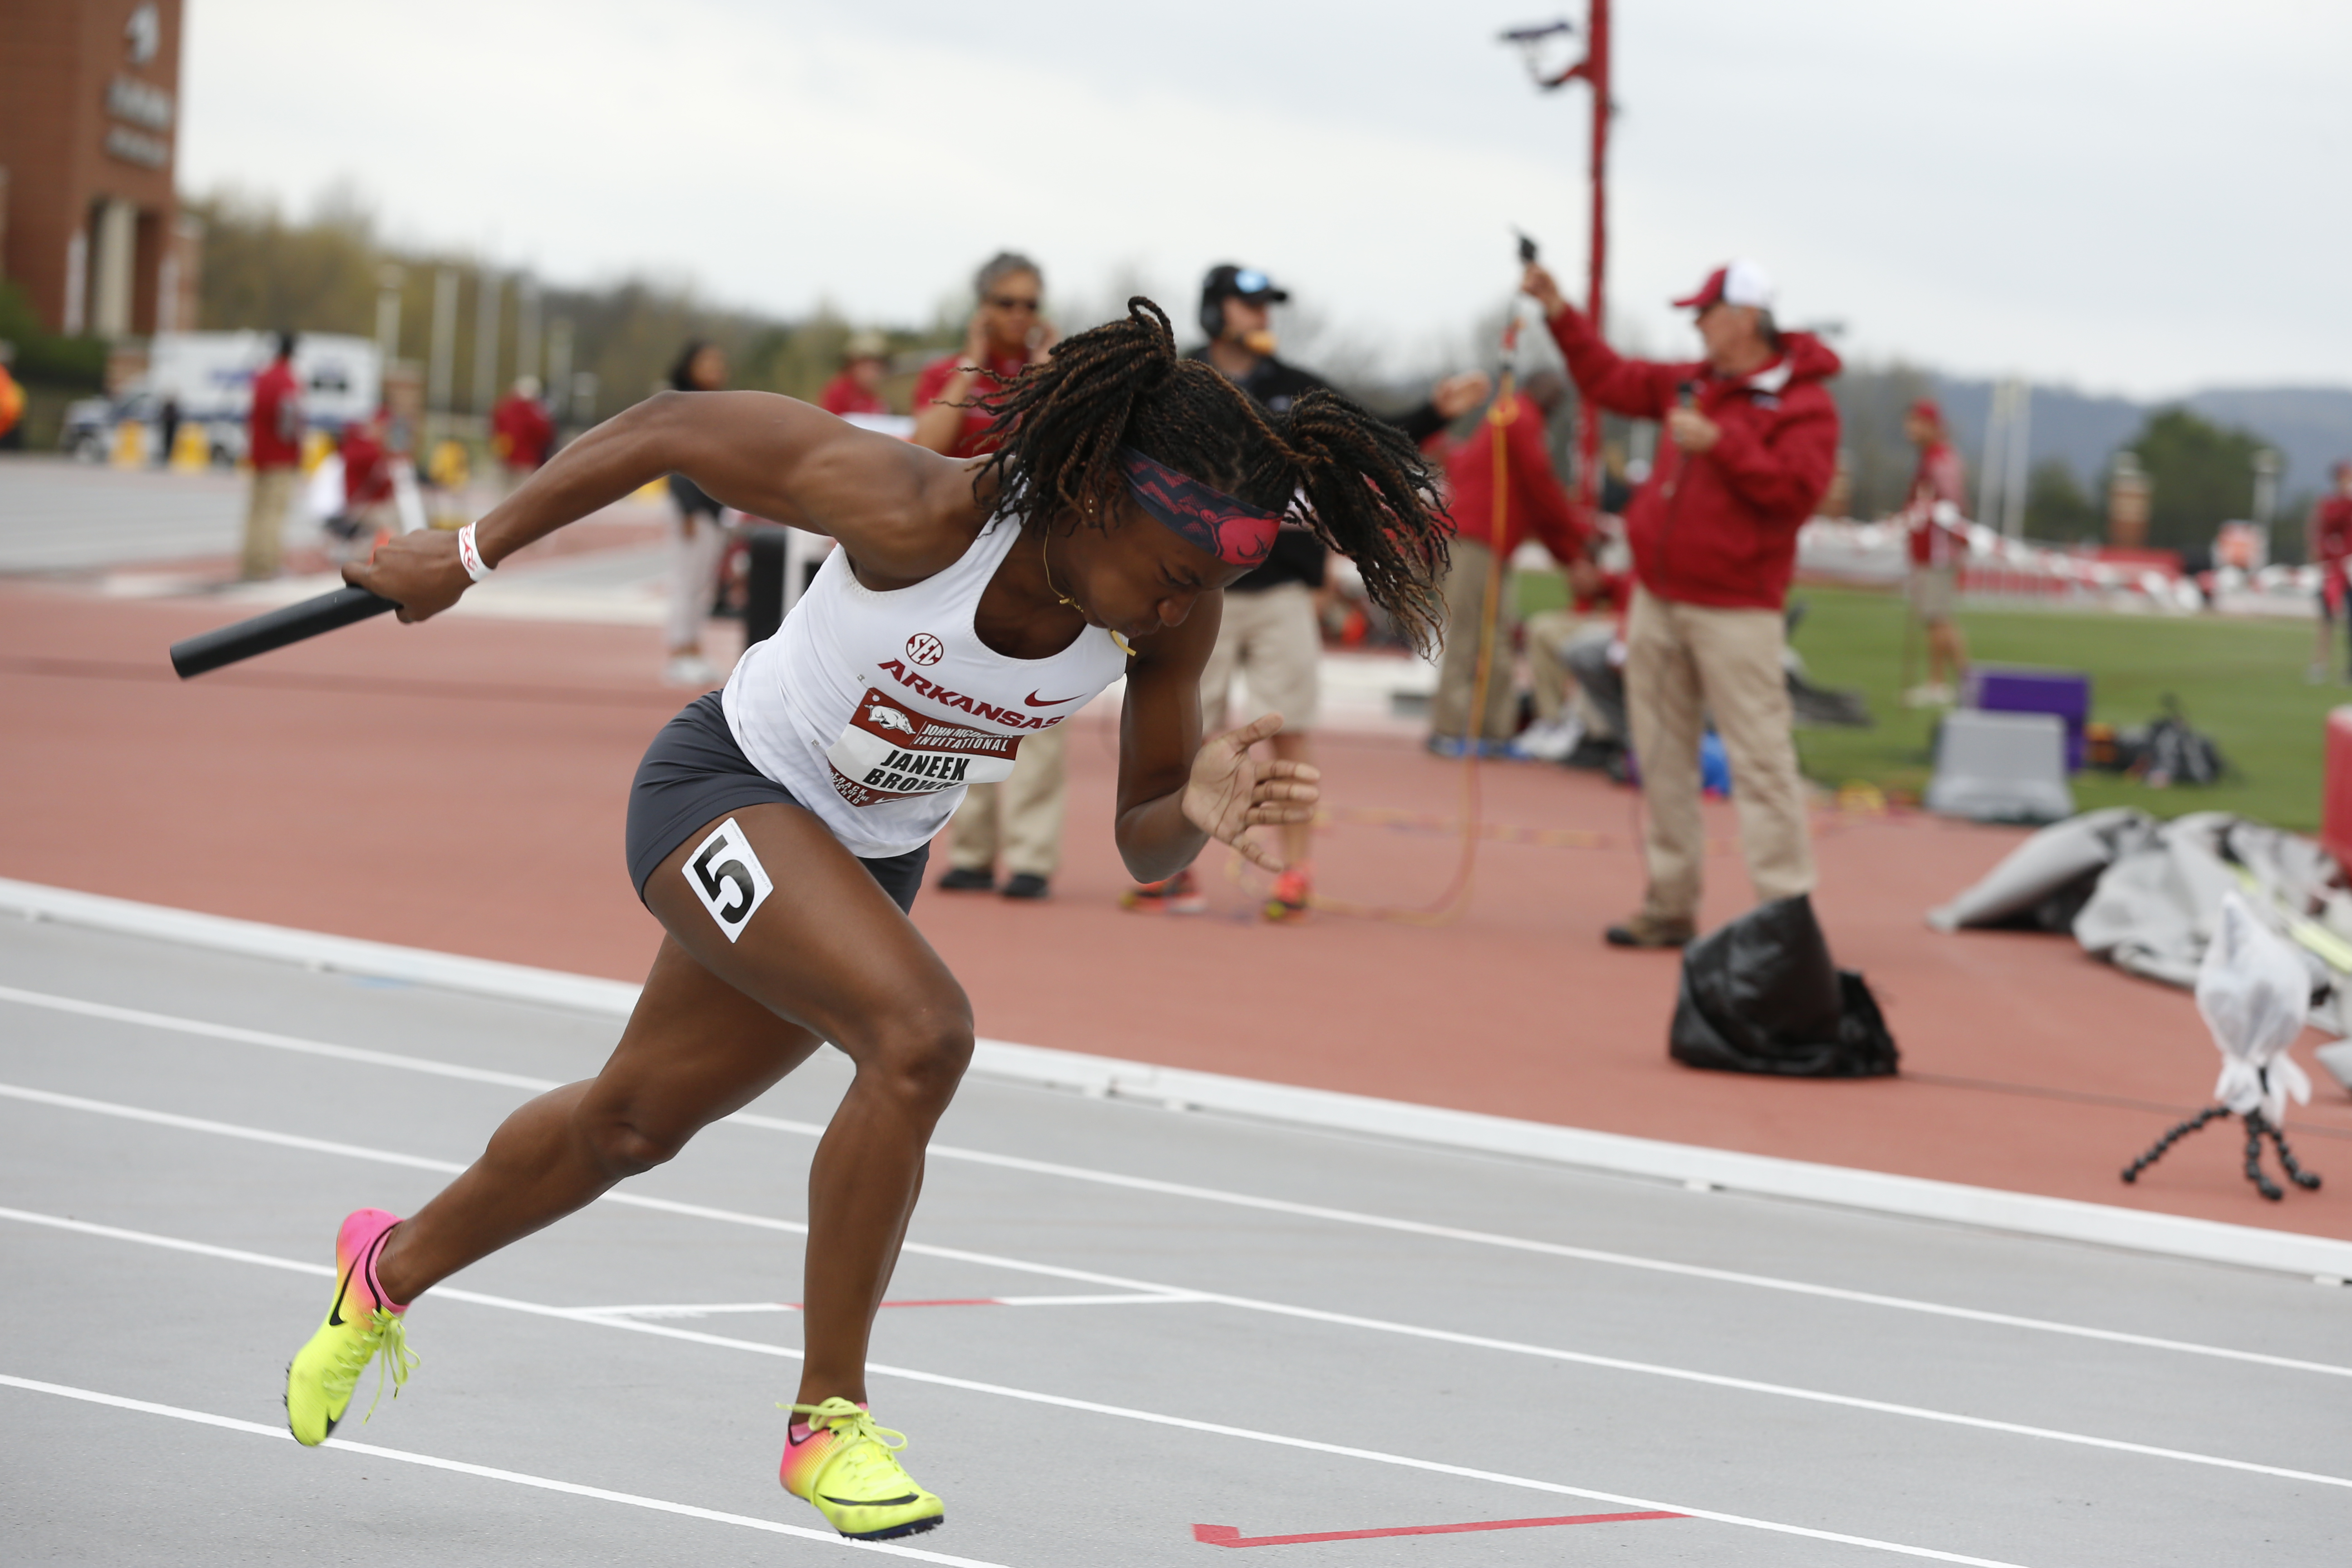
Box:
[1,917,2345,1567]
[0,457,269,573]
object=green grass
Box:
[1513,573,2341,831]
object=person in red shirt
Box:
[1527,257,1841,949]
[819,333,892,418]
[1901,398,1971,706]
[1429,369,1597,751]
[490,377,555,496]
[2312,462,2352,681]
[324,407,397,562]
[243,333,304,580]
[911,253,1056,460]
[917,254,1069,902]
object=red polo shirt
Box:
[248,359,303,470]
[819,371,888,418]
[912,351,1029,459]
[1905,442,1970,566]
[490,393,554,469]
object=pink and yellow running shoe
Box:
[284,1208,416,1446]
[781,1397,945,1540]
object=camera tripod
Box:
[2122,1104,2322,1202]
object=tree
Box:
[2127,407,2264,549]
[2022,458,2100,541]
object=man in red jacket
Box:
[1527,258,1840,948]
[2312,461,2352,682]
[490,377,555,496]
[243,333,304,580]
[1429,369,1596,750]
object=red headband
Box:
[1122,448,1282,568]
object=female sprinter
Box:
[279,300,1450,1542]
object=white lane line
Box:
[0,1372,1009,1567]
[574,1294,1209,1318]
[7,980,2341,1382]
[9,1099,2350,1508]
[0,982,562,1093]
[0,1217,2040,1568]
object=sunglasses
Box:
[987,295,1041,313]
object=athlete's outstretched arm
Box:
[1113,598,1320,881]
[346,392,985,621]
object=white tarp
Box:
[1928,809,2352,1037]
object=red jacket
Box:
[248,358,303,469]
[339,418,392,508]
[2313,495,2352,570]
[1904,441,1970,565]
[1544,306,1841,610]
[490,393,554,469]
[1437,391,1591,564]
[819,371,888,418]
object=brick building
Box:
[0,0,198,340]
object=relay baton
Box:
[169,585,399,679]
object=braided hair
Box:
[974,298,1450,652]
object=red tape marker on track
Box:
[1192,1510,1683,1548]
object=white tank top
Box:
[721,516,1130,858]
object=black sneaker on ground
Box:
[936,867,995,892]
[1001,872,1050,900]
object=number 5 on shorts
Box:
[683,817,774,943]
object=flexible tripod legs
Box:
[2123,1104,2323,1201]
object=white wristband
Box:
[456,522,495,582]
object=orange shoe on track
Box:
[1121,867,1207,914]
[1264,865,1312,923]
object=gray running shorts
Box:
[625,693,927,914]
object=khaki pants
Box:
[1200,582,1320,733]
[1428,539,1516,742]
[1624,585,1814,922]
[242,466,299,580]
[946,725,1068,878]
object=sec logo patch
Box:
[905,633,945,666]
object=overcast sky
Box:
[181,0,2350,398]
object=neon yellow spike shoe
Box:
[780,1397,945,1540]
[285,1208,418,1446]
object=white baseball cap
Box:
[1672,259,1777,312]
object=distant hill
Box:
[1926,377,2352,505]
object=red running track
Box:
[3,582,2346,1240]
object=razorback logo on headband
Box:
[1122,448,1282,568]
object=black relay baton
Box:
[169,586,399,679]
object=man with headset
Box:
[1121,264,1488,920]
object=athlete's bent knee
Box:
[578,1110,694,1179]
[865,1012,975,1120]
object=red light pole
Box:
[1504,4,1612,518]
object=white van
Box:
[63,332,382,464]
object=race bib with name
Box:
[824,687,1020,808]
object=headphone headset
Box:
[1198,284,1228,343]
[1199,267,1275,344]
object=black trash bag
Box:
[1668,895,1899,1078]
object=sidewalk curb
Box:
[6,875,2348,1282]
